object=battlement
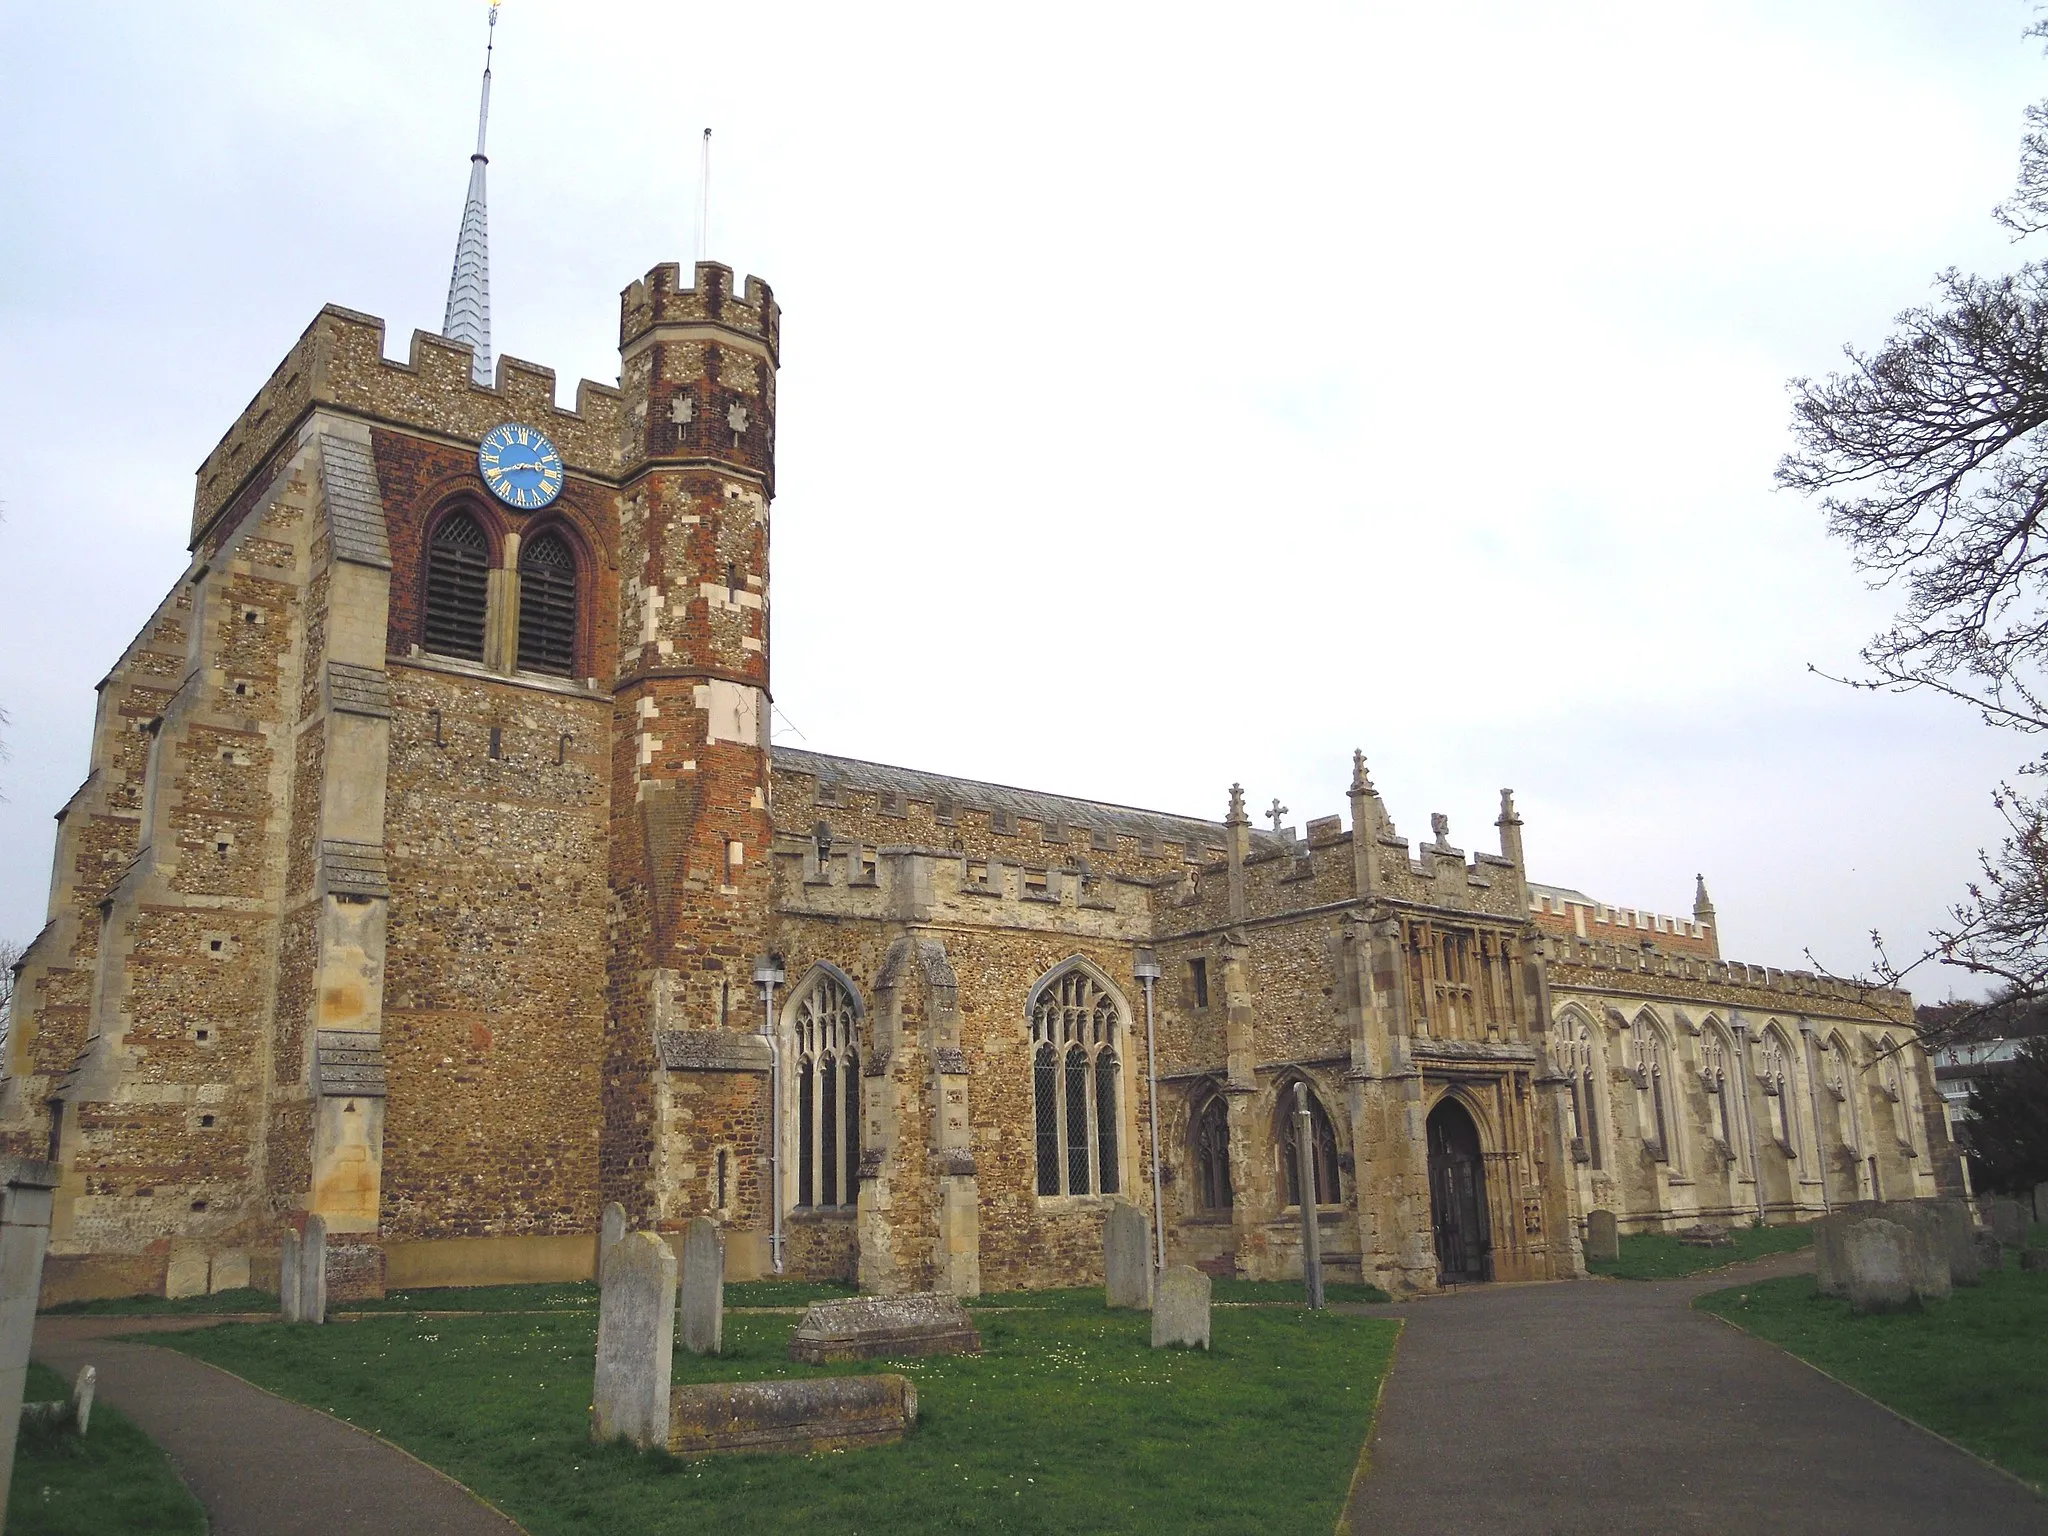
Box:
[620,262,780,358]
[190,304,625,548]
[1528,882,1715,957]
[1542,933,1909,1016]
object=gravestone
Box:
[1813,1215,1844,1297]
[67,1366,93,1435]
[669,1374,917,1457]
[279,1230,303,1322]
[209,1250,251,1295]
[1890,1207,1952,1301]
[679,1217,724,1356]
[1104,1201,1152,1310]
[300,1215,328,1325]
[1151,1264,1211,1350]
[165,1240,209,1300]
[1842,1217,1913,1314]
[788,1293,982,1363]
[1985,1197,2028,1248]
[0,1156,60,1518]
[1677,1223,1733,1248]
[599,1202,626,1278]
[592,1231,676,1449]
[1584,1209,1620,1264]
[2024,1249,2048,1273]
[1925,1199,1978,1288]
[1974,1227,2005,1273]
[2035,1180,2048,1226]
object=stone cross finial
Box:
[1226,783,1248,826]
[1267,798,1289,833]
[1430,813,1450,849]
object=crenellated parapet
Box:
[1542,934,1912,1021]
[190,305,624,549]
[620,261,780,357]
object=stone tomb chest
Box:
[787,1293,982,1363]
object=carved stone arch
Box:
[782,961,867,1028]
[1272,1071,1342,1209]
[1424,1081,1500,1155]
[1024,955,1132,1028]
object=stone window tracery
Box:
[1278,1084,1341,1208]
[1030,965,1124,1197]
[1191,1090,1232,1210]
[789,970,861,1209]
[1701,1028,1737,1155]
[1876,1035,1916,1154]
[1628,1014,1675,1165]
[1760,1031,1795,1151]
[1554,1012,1600,1166]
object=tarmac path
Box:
[31,1314,522,1536]
[1343,1251,2048,1535]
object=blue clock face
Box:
[478,423,564,510]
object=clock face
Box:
[478,423,565,510]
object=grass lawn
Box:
[1588,1223,1813,1280]
[1696,1253,2048,1489]
[150,1297,1398,1534]
[6,1362,206,1535]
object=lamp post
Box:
[753,955,786,1273]
[1134,953,1165,1276]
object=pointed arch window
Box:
[516,529,578,675]
[424,512,489,662]
[1760,1032,1795,1150]
[1877,1036,1916,1154]
[1278,1085,1342,1208]
[1629,1015,1674,1164]
[1702,1030,1736,1153]
[1554,1013,1600,1166]
[789,970,862,1209]
[1030,965,1125,1197]
[1191,1090,1232,1210]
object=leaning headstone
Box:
[598,1202,627,1279]
[208,1249,251,1295]
[279,1229,303,1322]
[679,1217,724,1357]
[68,1366,93,1436]
[2035,1180,2048,1227]
[592,1231,676,1449]
[1151,1264,1211,1350]
[164,1240,209,1300]
[1584,1209,1620,1264]
[1985,1197,2028,1248]
[788,1293,982,1363]
[300,1215,328,1325]
[1843,1217,1914,1314]
[1104,1201,1152,1310]
[669,1375,918,1457]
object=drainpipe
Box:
[1135,952,1165,1275]
[1733,1016,1767,1228]
[754,955,786,1273]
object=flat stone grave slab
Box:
[1676,1223,1733,1249]
[787,1293,981,1363]
[669,1375,917,1457]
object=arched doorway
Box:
[1427,1098,1489,1283]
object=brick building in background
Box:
[1,37,1963,1301]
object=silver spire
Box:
[442,3,499,387]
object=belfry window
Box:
[1279,1086,1342,1208]
[423,512,489,661]
[1192,1091,1232,1210]
[1031,965,1124,1197]
[791,970,862,1209]
[517,530,578,675]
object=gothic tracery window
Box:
[1192,1090,1232,1210]
[791,970,862,1209]
[516,529,578,675]
[1554,1013,1599,1165]
[1629,1014,1673,1162]
[1702,1030,1735,1152]
[1760,1031,1795,1149]
[1278,1085,1342,1208]
[1031,965,1124,1197]
[424,511,489,661]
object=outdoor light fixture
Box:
[754,955,786,1272]
[1134,952,1165,1275]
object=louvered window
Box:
[517,531,578,676]
[424,513,488,661]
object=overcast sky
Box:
[1,2,2041,995]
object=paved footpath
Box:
[1343,1252,2048,1535]
[32,1315,521,1535]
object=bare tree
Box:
[1780,19,2048,1038]
[0,938,20,1068]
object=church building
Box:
[3,27,1963,1303]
